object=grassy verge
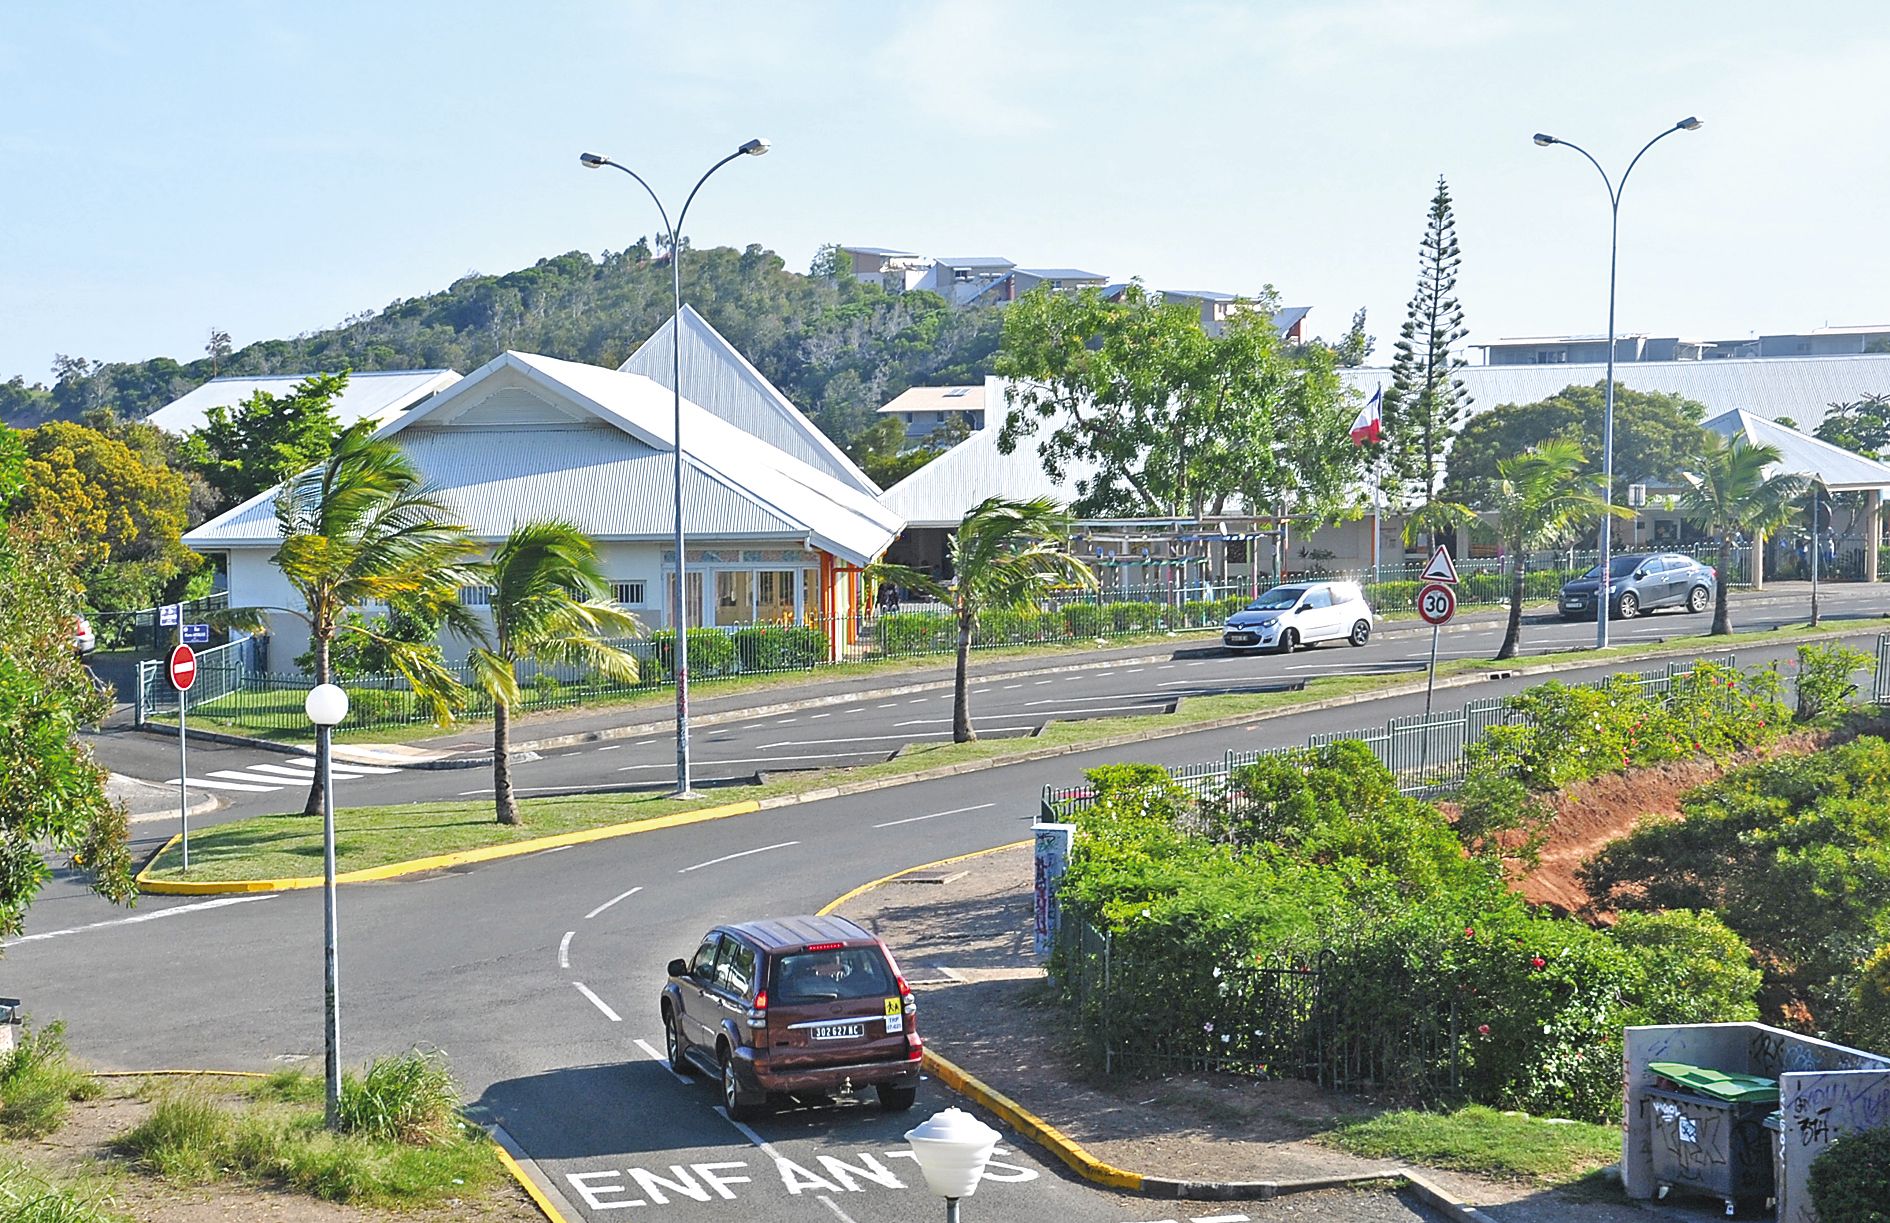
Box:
[1318,1105,1619,1185]
[116,1051,495,1208]
[0,1158,129,1223]
[141,620,1879,884]
[0,1022,101,1140]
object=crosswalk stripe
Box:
[280,758,400,776]
[243,763,326,778]
[210,769,302,784]
[168,777,273,793]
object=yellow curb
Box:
[923,1046,1145,1192]
[816,840,1032,916]
[135,799,763,895]
[495,1143,569,1223]
[91,1069,269,1078]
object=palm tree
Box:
[465,522,644,825]
[267,422,484,815]
[868,496,1094,742]
[1676,433,1807,636]
[1407,440,1626,660]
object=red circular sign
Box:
[168,644,198,691]
[1416,583,1457,626]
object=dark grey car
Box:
[1559,553,1717,620]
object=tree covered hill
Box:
[1,242,1003,458]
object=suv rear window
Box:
[770,947,895,1003]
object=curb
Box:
[821,847,1493,1212]
[135,798,763,894]
[488,1121,578,1223]
[134,624,1876,895]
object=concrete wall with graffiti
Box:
[1624,1021,1890,1220]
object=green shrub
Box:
[1364,580,1422,612]
[646,628,737,678]
[1809,1123,1890,1223]
[877,611,955,657]
[1103,601,1162,633]
[1061,602,1106,637]
[731,625,827,672]
[1795,641,1876,723]
[336,1049,458,1146]
[1852,943,1890,1055]
[1608,910,1761,1025]
[1454,766,1551,866]
[0,1020,98,1139]
[119,1092,231,1181]
[974,607,1059,645]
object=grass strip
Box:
[0,1158,129,1223]
[1318,1105,1620,1185]
[141,620,1879,884]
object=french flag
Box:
[1350,386,1383,445]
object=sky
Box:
[4,1,1887,382]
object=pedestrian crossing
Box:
[168,754,400,793]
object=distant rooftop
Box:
[935,256,1015,269]
[143,369,461,435]
[841,245,917,257]
[1017,267,1106,280]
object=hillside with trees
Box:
[0,243,1005,474]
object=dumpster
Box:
[1763,1110,1783,1207]
[1644,1061,1778,1216]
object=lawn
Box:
[1319,1105,1620,1185]
[138,620,1875,887]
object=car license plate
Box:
[811,1022,864,1041]
[1228,633,1254,644]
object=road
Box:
[17,592,1887,1221]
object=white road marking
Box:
[678,841,798,873]
[873,802,995,828]
[619,748,927,771]
[1157,664,1176,670]
[632,1037,692,1085]
[5,894,278,946]
[810,713,831,719]
[558,931,574,969]
[1001,684,1022,689]
[818,1195,861,1223]
[292,759,399,775]
[596,744,623,752]
[716,1105,790,1161]
[907,698,928,703]
[457,782,634,796]
[165,776,273,792]
[209,768,311,784]
[244,762,333,778]
[584,886,643,920]
[1126,668,1145,674]
[1033,679,1054,685]
[775,718,799,725]
[573,980,622,1022]
[1193,1215,1251,1222]
[762,729,1035,747]
[634,739,657,747]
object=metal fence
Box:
[95,591,229,652]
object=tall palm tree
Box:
[1406,440,1626,660]
[868,496,1094,742]
[1676,433,1807,636]
[465,521,644,825]
[268,422,484,815]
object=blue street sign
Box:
[157,603,182,627]
[181,623,211,644]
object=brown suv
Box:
[660,915,921,1120]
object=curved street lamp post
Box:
[580,138,769,797]
[1532,117,1702,647]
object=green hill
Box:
[1,243,1002,458]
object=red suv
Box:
[661,915,921,1120]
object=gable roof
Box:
[144,369,461,435]
[1701,409,1890,492]
[185,352,903,567]
[878,380,1098,528]
[619,305,878,495]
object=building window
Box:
[459,585,494,607]
[610,580,646,607]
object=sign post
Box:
[1414,548,1459,778]
[168,644,198,870]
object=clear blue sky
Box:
[4,1,1883,381]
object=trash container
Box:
[1644,1061,1778,1217]
[1763,1109,1783,1206]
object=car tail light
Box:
[896,975,916,1016]
[905,1032,924,1059]
[802,942,845,952]
[744,989,768,1030]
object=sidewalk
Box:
[833,844,1740,1223]
[107,772,216,824]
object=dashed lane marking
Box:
[632,1037,692,1085]
[596,744,623,752]
[873,802,995,829]
[5,894,279,947]
[573,980,622,1022]
[678,841,799,874]
[584,886,642,920]
[558,931,573,969]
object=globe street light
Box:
[304,682,349,1129]
[580,138,770,798]
[905,1107,1001,1222]
[1533,116,1702,647]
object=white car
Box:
[1222,581,1374,653]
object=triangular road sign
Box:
[1420,545,1459,585]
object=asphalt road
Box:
[18,588,1888,1222]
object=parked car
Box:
[1558,553,1716,620]
[74,616,96,658]
[1222,580,1374,653]
[660,915,921,1120]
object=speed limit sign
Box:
[1417,582,1457,626]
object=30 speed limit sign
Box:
[1417,582,1457,626]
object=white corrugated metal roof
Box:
[879,379,1098,528]
[186,353,903,566]
[1702,409,1890,491]
[143,369,461,435]
[1339,354,1890,434]
[620,305,878,495]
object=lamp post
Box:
[580,138,769,799]
[1533,116,1702,647]
[304,682,349,1130]
[905,1107,1000,1222]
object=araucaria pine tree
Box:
[1384,176,1472,516]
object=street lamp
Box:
[580,138,770,798]
[1533,116,1702,647]
[304,682,349,1130]
[905,1107,1000,1222]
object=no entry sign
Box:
[168,644,198,691]
[1417,583,1457,627]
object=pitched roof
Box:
[878,380,1098,528]
[876,385,985,415]
[935,256,1015,269]
[186,352,903,567]
[840,246,917,257]
[1702,409,1890,491]
[1016,268,1107,281]
[619,305,878,494]
[143,369,460,435]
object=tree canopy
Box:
[1815,391,1890,460]
[185,371,348,510]
[1383,176,1471,510]
[1443,382,1708,506]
